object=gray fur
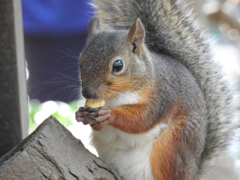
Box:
[91,0,238,170]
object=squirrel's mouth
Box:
[81,83,110,100]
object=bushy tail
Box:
[92,0,238,168]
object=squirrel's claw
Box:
[75,106,111,129]
[87,107,111,125]
[75,107,88,122]
[89,113,111,125]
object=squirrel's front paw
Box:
[75,107,90,124]
[75,106,111,130]
[86,107,111,126]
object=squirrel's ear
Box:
[128,18,145,53]
[88,16,101,39]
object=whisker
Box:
[56,48,79,60]
[28,68,82,102]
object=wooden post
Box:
[0,0,28,157]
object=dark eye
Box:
[112,60,124,73]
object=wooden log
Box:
[0,116,122,180]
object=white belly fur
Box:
[91,91,167,180]
[92,123,167,180]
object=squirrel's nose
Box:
[82,87,98,99]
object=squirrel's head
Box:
[79,17,152,100]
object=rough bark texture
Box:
[0,117,122,180]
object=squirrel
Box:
[75,0,238,179]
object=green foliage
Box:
[28,100,80,133]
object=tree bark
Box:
[0,116,122,180]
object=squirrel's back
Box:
[91,0,237,170]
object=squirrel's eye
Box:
[112,60,124,73]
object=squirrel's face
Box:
[79,17,150,100]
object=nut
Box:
[85,99,105,108]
